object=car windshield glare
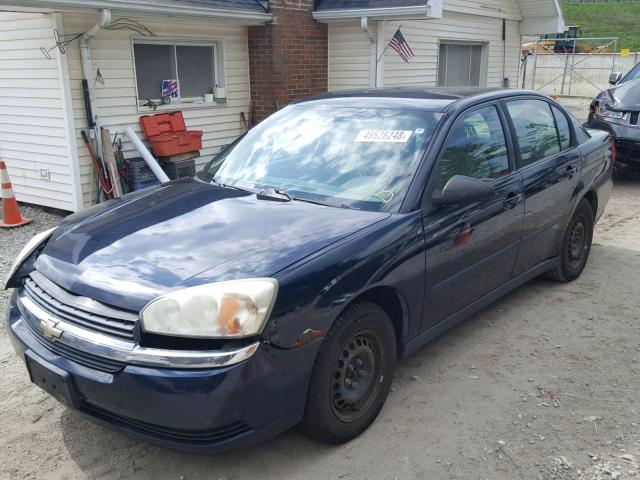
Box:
[198,105,442,211]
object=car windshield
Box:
[198,105,442,212]
[621,63,640,83]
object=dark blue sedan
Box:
[6,88,613,452]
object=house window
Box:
[133,40,222,105]
[438,43,485,87]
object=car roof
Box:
[294,87,544,111]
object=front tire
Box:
[545,198,594,282]
[300,302,396,444]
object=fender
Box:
[263,212,425,351]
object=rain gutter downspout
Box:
[361,16,377,88]
[81,8,111,162]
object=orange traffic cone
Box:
[0,160,32,228]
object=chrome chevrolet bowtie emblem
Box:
[40,319,63,341]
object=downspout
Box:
[361,16,377,88]
[361,16,375,43]
[80,8,111,162]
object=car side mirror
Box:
[609,72,622,85]
[432,175,496,206]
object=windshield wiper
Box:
[275,188,339,208]
[254,186,347,209]
[210,178,254,194]
[256,188,292,202]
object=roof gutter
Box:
[313,5,434,22]
[0,0,273,24]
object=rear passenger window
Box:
[506,99,560,166]
[437,105,509,187]
[552,106,571,150]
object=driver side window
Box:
[437,105,510,188]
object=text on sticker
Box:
[355,130,413,143]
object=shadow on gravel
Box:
[614,164,640,185]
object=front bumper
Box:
[6,290,316,452]
[587,116,640,165]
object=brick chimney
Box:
[248,1,328,124]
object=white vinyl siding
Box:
[0,12,77,211]
[328,22,374,91]
[382,13,521,88]
[444,0,520,19]
[61,13,251,207]
[328,1,522,92]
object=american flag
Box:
[162,79,179,98]
[389,28,415,62]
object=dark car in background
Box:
[6,88,613,452]
[587,62,640,166]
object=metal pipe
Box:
[125,127,170,183]
[80,9,111,162]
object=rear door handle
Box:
[503,193,523,209]
[562,166,578,179]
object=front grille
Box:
[80,400,253,444]
[630,112,639,126]
[23,317,125,373]
[23,271,138,342]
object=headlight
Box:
[141,278,278,338]
[5,227,56,288]
[600,109,624,119]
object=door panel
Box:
[505,99,581,275]
[513,150,580,275]
[422,172,524,328]
[420,104,525,331]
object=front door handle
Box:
[503,193,523,209]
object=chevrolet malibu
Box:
[6,88,613,452]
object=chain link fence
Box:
[521,37,639,98]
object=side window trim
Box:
[496,101,517,173]
[548,102,563,152]
[551,103,578,149]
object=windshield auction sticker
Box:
[355,130,412,143]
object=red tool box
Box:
[139,111,203,157]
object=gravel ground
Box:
[1,169,640,480]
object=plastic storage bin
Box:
[139,111,203,157]
[162,159,196,180]
[126,157,160,191]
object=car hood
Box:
[597,78,640,111]
[36,179,389,311]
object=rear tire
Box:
[545,198,594,282]
[300,302,396,444]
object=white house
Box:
[0,1,271,211]
[317,0,565,91]
[0,0,564,212]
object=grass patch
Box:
[562,3,640,51]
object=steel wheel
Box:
[330,332,381,423]
[568,215,588,269]
[301,302,396,444]
[545,198,594,282]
